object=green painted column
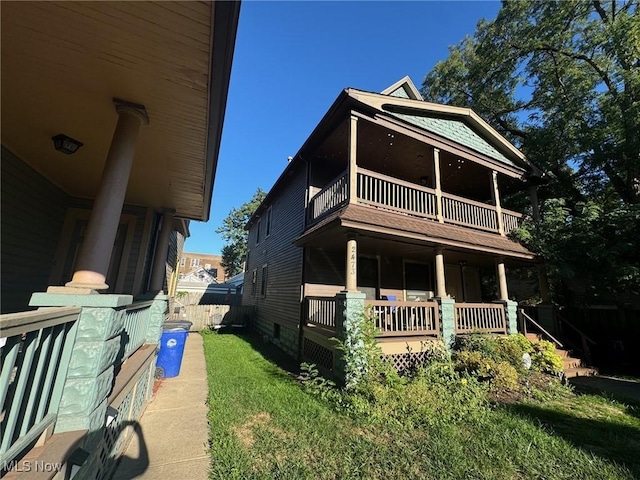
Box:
[29,292,133,451]
[496,300,519,334]
[146,294,169,344]
[437,297,456,349]
[334,292,366,389]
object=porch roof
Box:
[1,2,239,221]
[295,204,536,260]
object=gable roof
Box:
[350,80,533,172]
[380,76,424,101]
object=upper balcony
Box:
[308,166,523,235]
[304,111,529,237]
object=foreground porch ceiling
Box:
[1,1,238,221]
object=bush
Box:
[531,340,563,374]
[453,350,520,393]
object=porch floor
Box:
[112,334,210,479]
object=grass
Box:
[204,333,640,479]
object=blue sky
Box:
[186,1,501,254]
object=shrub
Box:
[489,361,520,392]
[531,340,563,374]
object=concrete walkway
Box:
[113,334,210,480]
[570,375,640,403]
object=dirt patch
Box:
[234,412,271,447]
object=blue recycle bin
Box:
[156,325,190,378]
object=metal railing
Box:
[306,297,337,329]
[365,300,439,337]
[0,307,81,464]
[455,303,507,334]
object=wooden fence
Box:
[175,304,256,331]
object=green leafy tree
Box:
[422,0,640,303]
[216,188,266,277]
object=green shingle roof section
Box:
[388,86,410,99]
[390,111,516,167]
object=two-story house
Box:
[243,77,541,374]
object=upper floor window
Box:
[190,258,200,267]
[265,207,272,237]
[256,220,261,244]
[180,258,186,267]
[261,265,268,297]
[205,263,211,270]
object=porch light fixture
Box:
[52,134,83,154]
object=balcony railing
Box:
[357,168,437,219]
[0,307,81,465]
[308,167,523,234]
[309,172,348,222]
[365,300,439,337]
[454,303,507,334]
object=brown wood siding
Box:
[1,146,70,313]
[243,165,307,340]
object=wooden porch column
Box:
[345,235,358,292]
[490,170,505,235]
[67,99,148,290]
[148,213,174,293]
[496,258,509,301]
[348,114,358,204]
[434,247,447,298]
[433,148,444,223]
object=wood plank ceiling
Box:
[1,1,215,220]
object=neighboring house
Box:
[178,252,225,281]
[243,77,542,371]
[0,2,239,478]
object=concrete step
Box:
[563,356,582,369]
[564,367,598,379]
[525,333,540,342]
[556,348,571,358]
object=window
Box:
[256,220,261,244]
[265,207,272,237]
[210,268,218,279]
[273,323,281,340]
[205,263,211,270]
[252,269,257,295]
[261,265,268,297]
[180,258,186,267]
[190,258,200,267]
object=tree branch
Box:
[592,1,608,22]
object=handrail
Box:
[440,190,498,211]
[519,309,563,348]
[555,311,596,345]
[308,172,349,222]
[357,167,437,195]
[0,307,82,337]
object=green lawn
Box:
[204,333,640,479]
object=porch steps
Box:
[524,333,597,379]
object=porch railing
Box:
[122,301,154,359]
[0,307,81,464]
[309,172,348,222]
[357,168,437,219]
[365,300,439,337]
[306,296,337,329]
[455,303,507,334]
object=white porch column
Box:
[348,114,358,204]
[148,213,174,293]
[433,148,444,223]
[496,259,509,301]
[67,99,148,290]
[491,170,505,235]
[345,235,358,292]
[434,247,447,298]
